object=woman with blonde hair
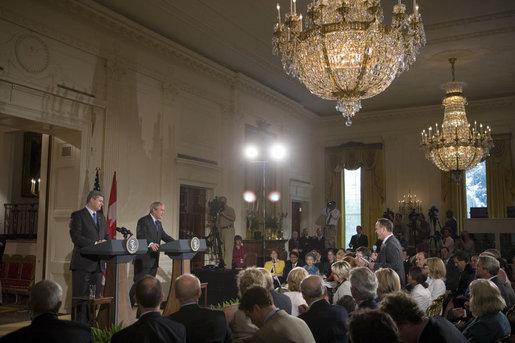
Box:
[375,268,401,300]
[332,261,352,304]
[425,257,446,300]
[284,267,308,316]
[463,279,510,343]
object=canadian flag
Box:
[107,172,117,239]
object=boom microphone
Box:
[116,227,133,237]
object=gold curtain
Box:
[325,142,384,248]
[441,171,466,233]
[487,134,514,218]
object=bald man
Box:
[168,274,232,343]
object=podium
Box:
[80,239,147,327]
[159,239,206,316]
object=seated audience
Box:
[452,250,475,297]
[233,235,246,269]
[168,274,232,343]
[303,252,320,275]
[331,261,352,304]
[441,246,459,292]
[282,251,305,281]
[402,247,412,285]
[462,279,511,343]
[407,266,432,312]
[299,228,312,260]
[312,228,325,253]
[288,230,300,252]
[425,257,446,300]
[239,286,315,343]
[1,280,93,343]
[299,275,349,343]
[348,309,401,343]
[111,275,186,343]
[476,255,511,309]
[322,249,336,277]
[415,251,427,269]
[284,267,309,316]
[335,248,346,261]
[263,250,285,285]
[355,246,372,267]
[375,267,401,301]
[380,292,468,343]
[342,255,358,268]
[336,295,356,314]
[350,267,379,310]
[257,268,292,314]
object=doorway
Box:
[179,185,207,270]
[291,201,302,239]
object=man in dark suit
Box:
[112,276,186,343]
[477,255,511,309]
[1,280,93,343]
[349,225,368,251]
[368,218,405,286]
[131,201,175,306]
[299,275,349,343]
[380,292,468,343]
[69,190,109,306]
[283,251,305,280]
[168,274,232,343]
[441,246,459,291]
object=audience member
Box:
[239,286,315,343]
[455,230,475,257]
[476,255,511,309]
[349,225,368,251]
[331,261,352,304]
[375,268,401,300]
[414,251,427,269]
[348,309,401,343]
[299,228,312,260]
[168,274,232,343]
[257,268,292,314]
[425,257,446,300]
[452,251,475,297]
[380,292,468,343]
[335,249,346,262]
[284,267,308,316]
[299,275,349,343]
[336,295,356,314]
[312,228,325,253]
[442,228,454,253]
[462,279,511,343]
[232,235,246,269]
[263,250,285,285]
[441,246,459,291]
[342,255,358,268]
[350,267,378,310]
[322,249,336,277]
[282,251,305,280]
[355,246,372,267]
[111,275,186,343]
[303,253,320,275]
[0,280,93,343]
[402,247,412,281]
[288,231,300,252]
[368,218,405,286]
[407,266,432,312]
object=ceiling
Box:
[92,0,515,117]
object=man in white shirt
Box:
[323,201,340,250]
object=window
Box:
[465,161,487,218]
[344,168,361,248]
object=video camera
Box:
[208,197,225,220]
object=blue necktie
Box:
[93,212,97,225]
[155,221,159,232]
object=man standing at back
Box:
[132,201,175,305]
[112,275,186,343]
[0,280,93,343]
[368,218,405,286]
[168,273,232,343]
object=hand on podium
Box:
[149,243,160,252]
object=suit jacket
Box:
[454,263,475,296]
[358,298,378,310]
[283,259,305,279]
[299,299,349,343]
[418,317,468,343]
[270,290,292,315]
[349,234,368,250]
[167,303,232,343]
[462,311,511,343]
[111,311,186,343]
[373,235,405,286]
[69,207,109,272]
[134,214,175,271]
[444,257,460,291]
[491,276,511,309]
[0,313,93,343]
[250,310,315,343]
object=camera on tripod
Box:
[208,197,225,221]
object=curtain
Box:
[325,142,384,248]
[487,134,514,218]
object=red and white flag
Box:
[107,172,117,239]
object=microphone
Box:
[116,227,133,237]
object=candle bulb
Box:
[398,0,401,5]
[293,0,297,15]
[299,14,303,30]
[277,3,281,24]
[291,0,293,14]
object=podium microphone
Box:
[116,227,133,238]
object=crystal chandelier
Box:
[273,0,425,126]
[398,190,422,215]
[421,58,493,182]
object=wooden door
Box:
[179,185,206,270]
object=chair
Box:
[426,294,445,317]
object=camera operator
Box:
[216,196,235,270]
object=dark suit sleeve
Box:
[136,216,150,246]
[69,211,96,248]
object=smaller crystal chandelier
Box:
[398,190,422,215]
[421,58,493,182]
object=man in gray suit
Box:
[131,201,175,306]
[368,218,405,286]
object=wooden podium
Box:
[80,239,147,327]
[159,239,206,316]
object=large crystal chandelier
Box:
[421,58,493,182]
[273,0,425,126]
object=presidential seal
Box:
[190,237,200,252]
[125,236,139,254]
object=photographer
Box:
[216,196,235,270]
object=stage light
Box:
[269,143,286,161]
[268,191,281,202]
[244,145,259,159]
[243,191,257,203]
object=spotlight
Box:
[268,191,281,202]
[269,143,286,161]
[243,191,257,203]
[244,145,259,159]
